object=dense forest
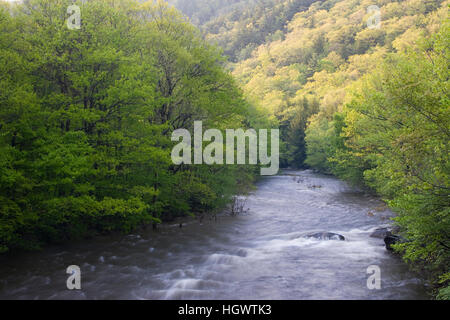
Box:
[167,0,253,26]
[0,0,270,254]
[0,0,448,300]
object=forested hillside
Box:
[167,0,252,25]
[0,0,266,253]
[203,0,320,62]
[228,0,448,168]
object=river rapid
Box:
[0,170,428,300]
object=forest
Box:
[0,0,448,299]
[0,0,271,254]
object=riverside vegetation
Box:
[0,0,271,254]
[0,0,448,299]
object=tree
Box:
[0,0,260,253]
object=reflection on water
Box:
[0,170,428,300]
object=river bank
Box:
[0,170,429,300]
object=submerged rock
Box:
[306,232,345,241]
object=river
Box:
[0,170,428,300]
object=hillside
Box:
[167,0,254,25]
[202,0,448,168]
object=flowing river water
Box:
[0,170,428,300]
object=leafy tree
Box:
[0,0,260,253]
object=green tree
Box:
[0,0,260,253]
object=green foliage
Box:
[202,0,318,62]
[221,0,447,168]
[437,281,450,300]
[279,96,319,167]
[0,0,260,253]
[304,114,334,173]
[168,0,251,26]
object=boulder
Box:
[384,235,406,251]
[370,228,392,239]
[307,232,345,241]
[371,226,402,239]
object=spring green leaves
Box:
[0,0,258,253]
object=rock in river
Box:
[384,235,406,251]
[307,232,345,241]
[370,228,391,239]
